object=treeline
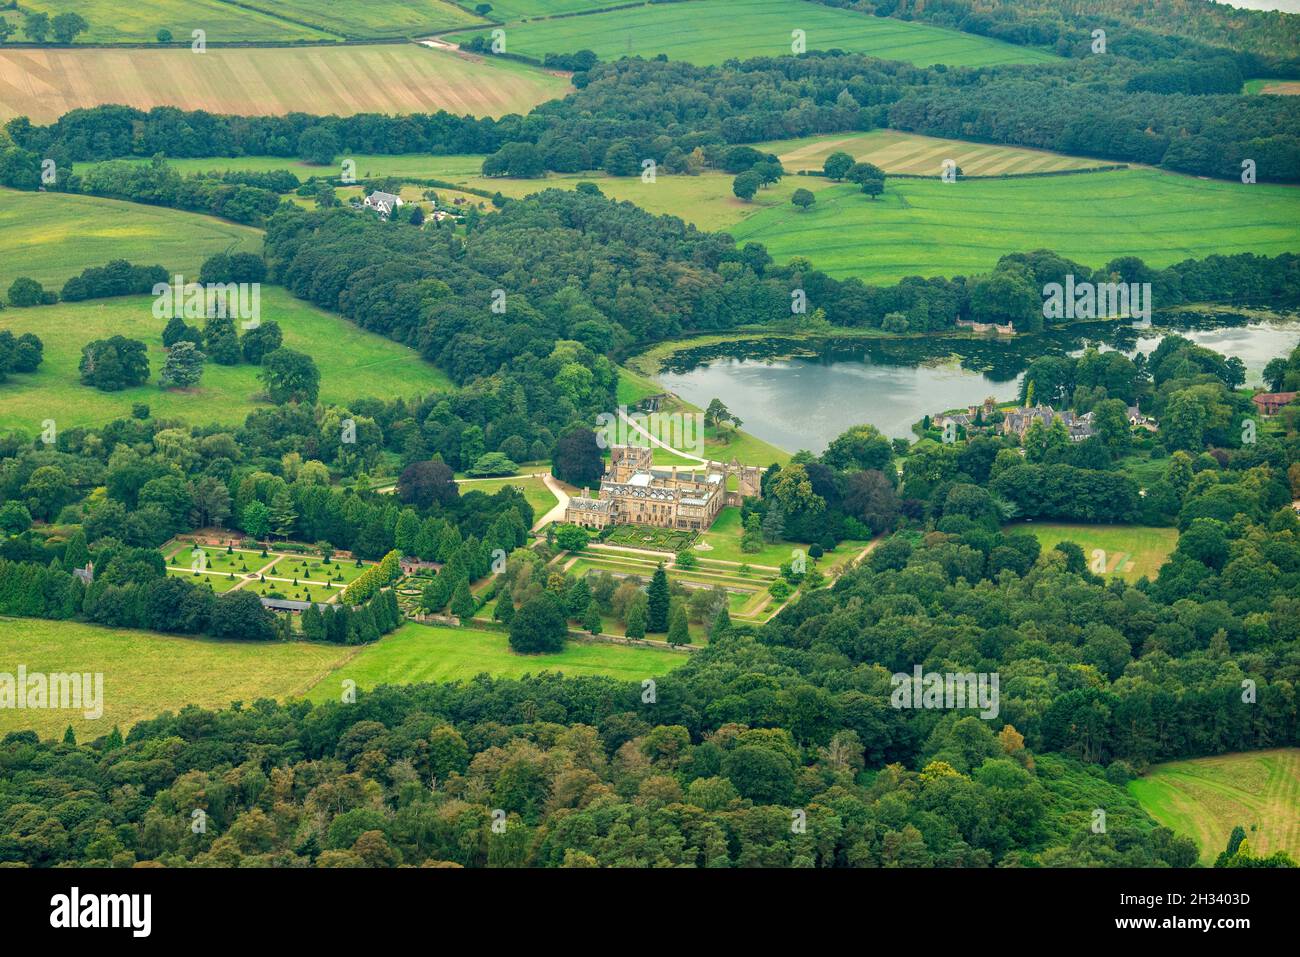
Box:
[10,51,1298,182]
[0,550,400,645]
[265,188,1300,381]
[839,0,1300,70]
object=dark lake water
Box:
[654,313,1300,452]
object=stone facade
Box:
[564,445,761,531]
[1000,404,1095,442]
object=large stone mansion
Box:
[564,445,761,531]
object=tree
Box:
[80,337,149,390]
[156,29,173,42]
[240,320,282,365]
[162,315,201,348]
[50,12,89,43]
[159,341,205,389]
[298,126,339,166]
[581,602,602,634]
[22,12,50,42]
[260,348,319,404]
[823,151,854,180]
[554,524,590,552]
[398,460,458,508]
[409,204,425,226]
[647,564,670,632]
[203,317,242,365]
[732,171,761,201]
[269,489,297,539]
[210,590,275,641]
[602,141,639,177]
[624,596,647,639]
[242,500,271,540]
[7,277,48,307]
[508,593,567,653]
[449,579,476,620]
[466,451,517,477]
[0,500,31,535]
[667,603,690,646]
[551,428,603,487]
[791,188,816,210]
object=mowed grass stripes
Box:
[448,0,1058,67]
[730,168,1300,284]
[0,44,570,122]
[762,130,1106,176]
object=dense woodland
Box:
[1,1,1298,869]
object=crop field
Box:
[0,44,570,122]
[305,621,686,701]
[447,0,1057,67]
[730,169,1300,284]
[758,129,1107,176]
[0,287,452,433]
[0,617,356,739]
[0,188,261,293]
[9,0,329,43]
[1009,523,1180,582]
[1129,749,1300,865]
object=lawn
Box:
[305,621,685,701]
[457,475,557,517]
[0,617,356,739]
[0,286,453,434]
[757,129,1107,176]
[167,569,249,593]
[0,188,261,293]
[1010,522,1179,582]
[697,506,870,569]
[447,0,1057,67]
[1129,749,1300,865]
[730,168,1300,284]
[0,44,570,122]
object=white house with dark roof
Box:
[363,191,404,217]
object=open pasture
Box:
[730,169,1300,284]
[0,287,452,434]
[447,0,1058,67]
[1129,749,1300,865]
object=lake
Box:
[654,313,1300,452]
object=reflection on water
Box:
[654,312,1300,451]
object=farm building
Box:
[1251,392,1298,416]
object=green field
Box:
[0,44,569,122]
[759,129,1107,176]
[448,0,1057,67]
[481,0,612,18]
[1129,749,1300,865]
[456,475,557,517]
[698,506,869,568]
[10,0,330,43]
[731,169,1300,284]
[0,287,453,433]
[12,0,481,42]
[0,617,356,738]
[0,188,261,293]
[1010,522,1179,582]
[234,0,483,38]
[306,621,686,702]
